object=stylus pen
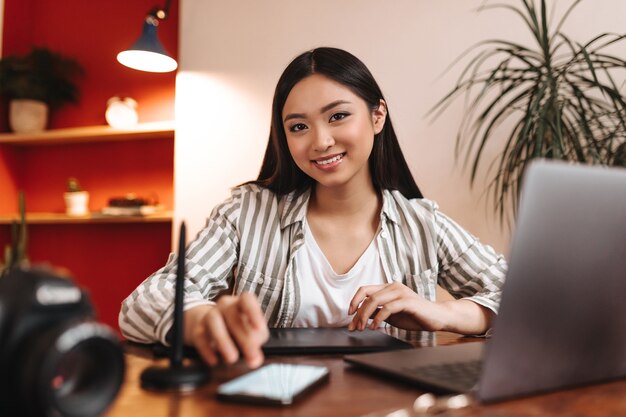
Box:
[172,221,186,368]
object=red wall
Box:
[17,139,174,213]
[26,223,172,332]
[1,0,178,331]
[0,147,19,213]
[0,222,172,331]
[1,0,179,130]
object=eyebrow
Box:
[283,100,352,123]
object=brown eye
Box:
[329,112,349,122]
[289,123,308,132]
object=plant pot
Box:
[9,99,49,133]
[64,191,90,216]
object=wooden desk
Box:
[104,332,626,417]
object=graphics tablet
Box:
[261,328,412,355]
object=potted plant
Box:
[64,177,90,216]
[0,47,84,133]
[430,0,626,224]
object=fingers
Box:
[239,292,269,333]
[349,284,400,331]
[368,299,405,330]
[190,294,268,369]
[348,284,386,315]
[185,306,218,366]
[349,282,420,331]
[198,305,240,366]
[227,294,269,368]
[189,306,234,366]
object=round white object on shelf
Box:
[105,97,139,129]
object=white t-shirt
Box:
[292,221,387,327]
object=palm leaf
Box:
[429,0,626,226]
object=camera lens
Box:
[51,339,121,414]
[18,320,125,417]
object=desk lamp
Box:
[117,0,178,73]
[140,222,210,391]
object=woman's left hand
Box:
[347,282,445,332]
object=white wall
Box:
[176,0,626,254]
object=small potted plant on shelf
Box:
[64,177,89,216]
[0,47,84,133]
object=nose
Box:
[312,126,335,151]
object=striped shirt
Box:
[119,184,507,344]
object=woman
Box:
[119,47,507,369]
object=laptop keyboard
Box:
[402,360,482,391]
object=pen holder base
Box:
[140,362,210,392]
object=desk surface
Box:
[104,332,626,417]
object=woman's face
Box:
[282,74,386,192]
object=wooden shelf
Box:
[0,211,173,225]
[0,121,175,146]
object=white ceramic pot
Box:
[9,99,49,133]
[64,191,90,216]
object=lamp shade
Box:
[117,20,178,73]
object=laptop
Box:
[345,160,626,403]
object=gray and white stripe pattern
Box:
[119,184,507,344]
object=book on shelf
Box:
[100,205,164,217]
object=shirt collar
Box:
[279,188,402,229]
[279,188,311,229]
[380,189,402,226]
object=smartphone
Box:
[216,363,329,405]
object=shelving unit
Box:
[0,123,175,332]
[0,211,173,224]
[0,122,175,215]
[0,121,175,146]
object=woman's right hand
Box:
[184,293,269,368]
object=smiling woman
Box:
[256,48,422,201]
[119,47,507,371]
[282,74,384,193]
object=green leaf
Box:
[429,0,626,226]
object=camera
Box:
[0,267,125,417]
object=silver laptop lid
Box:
[479,160,626,402]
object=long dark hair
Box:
[251,47,422,199]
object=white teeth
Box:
[316,154,343,165]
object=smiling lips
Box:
[313,152,345,169]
